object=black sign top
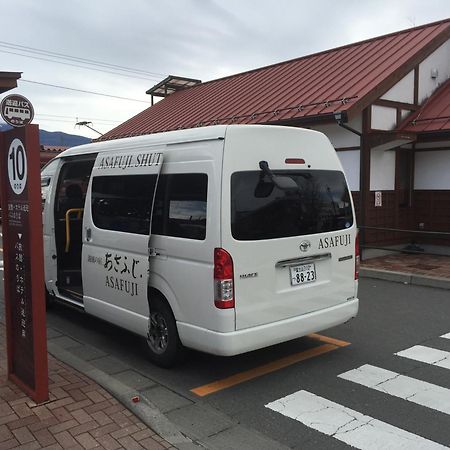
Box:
[1,94,34,128]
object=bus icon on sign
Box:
[0,94,34,127]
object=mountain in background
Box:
[0,123,91,147]
[39,129,91,147]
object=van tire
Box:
[146,296,185,368]
[45,289,55,310]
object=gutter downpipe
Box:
[334,112,366,258]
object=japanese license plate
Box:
[290,263,316,286]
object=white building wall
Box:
[311,119,362,191]
[337,150,360,191]
[371,105,397,130]
[380,70,415,103]
[418,39,450,103]
[414,150,450,189]
[370,149,396,190]
[312,115,362,148]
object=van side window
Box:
[152,173,207,240]
[92,174,157,234]
[91,173,207,239]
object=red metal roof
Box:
[399,79,450,133]
[99,19,450,141]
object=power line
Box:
[0,40,166,79]
[34,117,87,124]
[35,117,116,126]
[21,79,153,104]
[36,113,121,124]
[0,49,161,82]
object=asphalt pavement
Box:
[1,222,450,450]
[2,273,450,449]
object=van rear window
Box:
[231,170,353,240]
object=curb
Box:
[47,342,201,449]
[47,340,287,450]
[48,341,203,449]
[360,267,450,290]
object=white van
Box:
[42,125,359,366]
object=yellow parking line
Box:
[191,334,350,397]
[307,333,351,348]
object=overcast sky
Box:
[1,0,449,139]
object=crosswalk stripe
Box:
[442,333,450,339]
[265,390,447,449]
[339,364,450,415]
[396,345,450,370]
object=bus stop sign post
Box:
[0,124,48,403]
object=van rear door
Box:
[81,148,163,335]
[222,126,357,330]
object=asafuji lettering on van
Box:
[105,276,139,297]
[97,151,162,170]
[41,124,359,368]
[318,233,351,250]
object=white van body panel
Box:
[82,147,164,336]
[42,125,358,358]
[147,138,235,333]
[221,126,357,331]
[42,158,62,296]
[178,299,358,356]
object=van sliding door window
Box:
[92,174,157,234]
[152,173,207,240]
[231,170,353,241]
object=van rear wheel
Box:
[146,297,185,368]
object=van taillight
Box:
[214,248,235,309]
[285,158,305,164]
[355,232,360,280]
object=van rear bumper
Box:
[177,298,358,356]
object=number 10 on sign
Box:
[8,138,28,195]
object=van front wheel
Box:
[146,297,185,367]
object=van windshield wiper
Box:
[258,161,298,191]
[259,160,275,179]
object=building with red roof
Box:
[0,71,21,94]
[99,19,450,251]
[40,145,68,167]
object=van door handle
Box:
[86,227,92,241]
[275,252,332,268]
[149,247,160,257]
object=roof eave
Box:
[416,130,450,142]
[0,71,22,94]
[345,24,450,121]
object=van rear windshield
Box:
[231,170,353,240]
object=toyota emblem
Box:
[299,241,311,252]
